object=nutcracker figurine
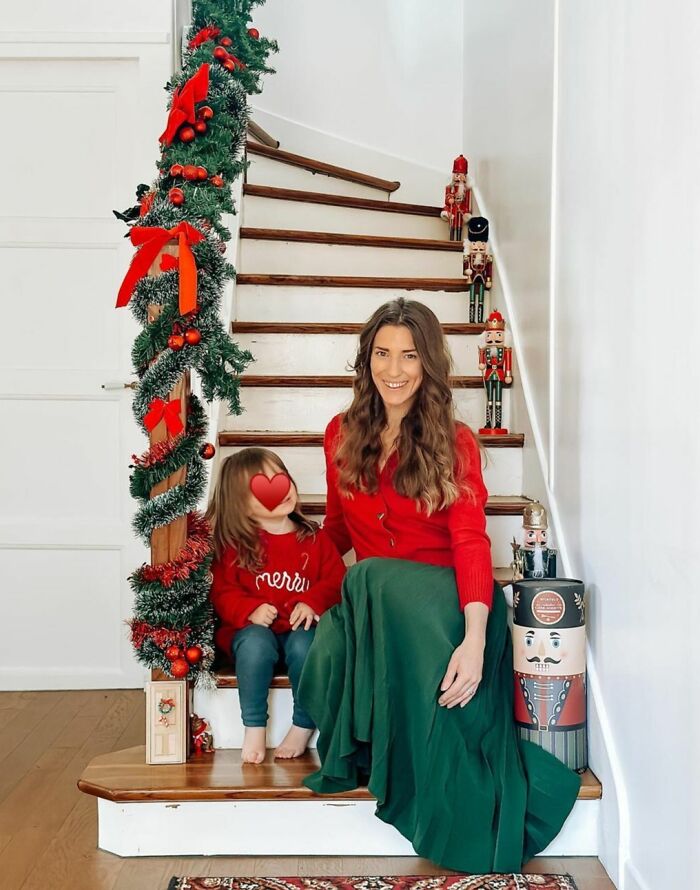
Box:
[478,309,512,435]
[512,579,588,771]
[463,216,492,323]
[440,154,471,240]
[511,501,558,580]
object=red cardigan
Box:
[210,526,345,653]
[322,413,494,610]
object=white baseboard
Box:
[623,859,651,890]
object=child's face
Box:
[247,461,298,521]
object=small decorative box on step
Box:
[512,579,588,771]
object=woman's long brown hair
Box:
[334,298,475,513]
[205,447,319,570]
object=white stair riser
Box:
[235,285,489,324]
[227,388,506,432]
[243,195,448,240]
[240,238,464,278]
[235,332,485,376]
[247,154,391,200]
[97,797,598,857]
[194,686,318,749]
[218,444,523,498]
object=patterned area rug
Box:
[167,876,578,890]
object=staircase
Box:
[79,131,601,858]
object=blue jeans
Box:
[231,624,316,729]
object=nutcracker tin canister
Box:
[512,578,588,771]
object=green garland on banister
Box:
[118,1,277,685]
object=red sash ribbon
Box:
[159,63,210,146]
[143,398,185,436]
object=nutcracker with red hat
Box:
[440,154,471,240]
[478,310,512,435]
[463,216,493,323]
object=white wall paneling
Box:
[0,27,173,689]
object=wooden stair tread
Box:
[236,375,511,390]
[236,274,469,290]
[293,494,532,516]
[247,141,400,193]
[232,321,485,335]
[78,745,601,803]
[244,184,442,217]
[240,227,462,252]
[219,430,523,447]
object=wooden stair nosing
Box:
[236,274,469,291]
[246,141,400,194]
[240,228,462,252]
[77,745,602,803]
[295,496,531,517]
[231,321,485,335]
[236,374,511,391]
[219,430,523,448]
[243,184,443,217]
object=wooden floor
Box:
[0,690,616,890]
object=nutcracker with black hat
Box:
[478,309,512,435]
[463,216,492,323]
[511,501,559,580]
[440,154,471,240]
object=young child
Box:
[206,447,346,764]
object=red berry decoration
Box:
[179,126,196,143]
[194,120,208,135]
[168,333,185,351]
[165,645,182,662]
[196,166,208,181]
[219,36,233,47]
[170,658,190,679]
[213,46,227,61]
[184,327,201,345]
[222,58,235,73]
[185,645,203,665]
[200,443,216,460]
[199,105,214,121]
[210,175,224,188]
[168,187,185,206]
[183,164,199,181]
[169,163,184,177]
[248,28,260,39]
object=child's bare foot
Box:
[274,725,314,759]
[241,726,267,764]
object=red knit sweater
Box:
[210,526,345,653]
[322,413,494,610]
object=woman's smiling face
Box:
[370,324,424,413]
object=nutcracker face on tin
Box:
[513,624,586,675]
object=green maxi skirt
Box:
[297,557,581,873]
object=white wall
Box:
[251,0,463,178]
[464,1,700,887]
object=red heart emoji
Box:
[249,473,292,512]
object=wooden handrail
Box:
[247,119,279,148]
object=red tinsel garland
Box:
[129,620,192,650]
[131,436,182,469]
[134,513,212,588]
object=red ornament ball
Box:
[179,126,196,143]
[194,120,208,135]
[210,174,224,188]
[170,658,190,679]
[183,164,199,181]
[213,46,228,61]
[248,28,260,39]
[169,163,184,177]
[184,327,201,345]
[222,58,236,73]
[220,36,233,47]
[168,187,185,206]
[200,442,216,460]
[164,645,182,662]
[168,333,185,351]
[196,166,208,180]
[199,105,214,121]
[185,645,203,665]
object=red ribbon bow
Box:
[116,221,204,316]
[188,25,221,49]
[143,398,185,436]
[159,63,210,146]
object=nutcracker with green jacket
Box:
[511,501,558,580]
[463,216,492,323]
[478,309,512,435]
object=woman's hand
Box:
[289,602,318,631]
[438,633,485,708]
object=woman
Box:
[298,298,581,872]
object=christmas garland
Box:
[116,0,277,684]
